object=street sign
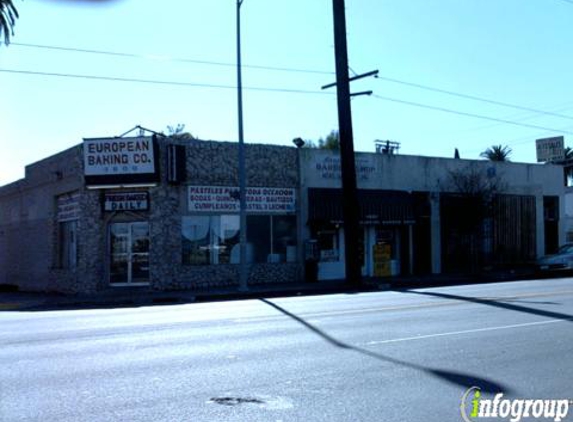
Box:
[536,136,564,162]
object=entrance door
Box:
[363,227,399,277]
[109,222,150,285]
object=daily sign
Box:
[104,192,149,211]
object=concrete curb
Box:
[1,270,571,311]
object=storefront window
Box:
[247,215,297,263]
[182,215,240,265]
[272,216,297,262]
[314,222,340,262]
[247,215,270,263]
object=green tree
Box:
[480,144,512,162]
[318,130,340,150]
[0,0,18,45]
[302,130,340,149]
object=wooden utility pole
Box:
[332,0,362,285]
[237,0,248,291]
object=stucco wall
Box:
[0,146,84,292]
[302,149,564,196]
[301,149,566,272]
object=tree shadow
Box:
[396,289,573,322]
[260,298,509,394]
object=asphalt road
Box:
[1,278,573,422]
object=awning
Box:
[308,188,416,225]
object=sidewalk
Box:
[0,267,569,312]
[0,279,361,312]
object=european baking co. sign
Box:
[188,186,296,213]
[536,136,565,163]
[83,137,159,187]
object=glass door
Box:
[109,222,149,284]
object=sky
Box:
[1,0,573,185]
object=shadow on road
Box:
[260,298,509,394]
[396,289,573,322]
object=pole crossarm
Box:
[350,90,373,98]
[321,69,379,90]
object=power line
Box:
[443,102,573,138]
[556,0,573,5]
[3,66,572,135]
[375,75,573,121]
[0,68,334,96]
[13,42,573,124]
[11,42,334,75]
[371,94,573,135]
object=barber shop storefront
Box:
[307,188,429,280]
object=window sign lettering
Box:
[313,156,375,180]
[188,186,296,213]
[104,192,149,211]
[57,192,80,222]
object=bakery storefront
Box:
[71,135,301,294]
[83,137,159,287]
[105,193,151,285]
[182,186,297,266]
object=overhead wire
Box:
[371,94,573,135]
[374,75,573,121]
[10,42,334,75]
[5,42,573,137]
[11,42,573,122]
[441,101,573,137]
[0,68,334,96]
[2,65,572,135]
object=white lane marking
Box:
[365,318,570,346]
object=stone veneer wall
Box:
[150,139,303,291]
[0,138,303,294]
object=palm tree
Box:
[480,144,512,162]
[0,0,18,45]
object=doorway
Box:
[362,226,401,277]
[109,222,150,285]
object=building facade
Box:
[300,149,565,280]
[0,135,566,294]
